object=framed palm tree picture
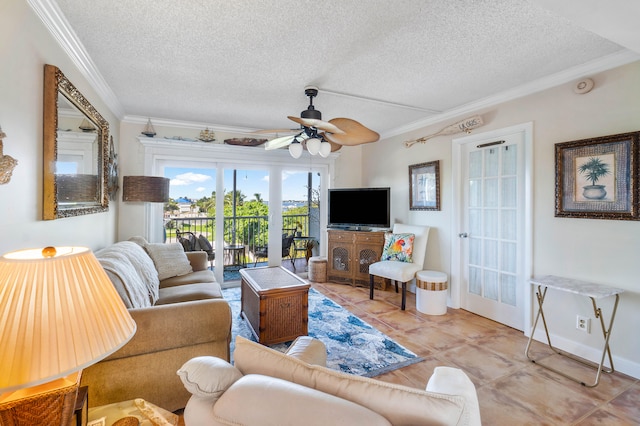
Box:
[409,160,440,211]
[555,131,639,220]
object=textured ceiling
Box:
[45,0,636,138]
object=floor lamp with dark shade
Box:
[122,176,170,203]
[0,246,136,425]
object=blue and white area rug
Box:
[223,286,423,377]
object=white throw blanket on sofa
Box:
[96,241,160,308]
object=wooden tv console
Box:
[327,229,387,289]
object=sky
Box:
[165,167,316,202]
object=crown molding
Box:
[27,0,125,119]
[381,49,640,140]
[123,115,261,135]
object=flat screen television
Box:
[327,187,391,230]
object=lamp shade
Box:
[122,176,170,202]
[0,247,136,393]
[306,138,321,155]
[318,141,332,158]
[289,142,303,159]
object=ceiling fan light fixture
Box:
[318,141,332,157]
[289,141,303,158]
[306,138,321,155]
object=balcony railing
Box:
[164,213,311,266]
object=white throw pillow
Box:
[144,243,193,281]
[178,356,243,401]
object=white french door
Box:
[453,123,532,331]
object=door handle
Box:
[458,232,468,238]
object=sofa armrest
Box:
[426,366,481,426]
[106,299,232,361]
[186,251,209,271]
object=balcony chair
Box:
[368,224,430,310]
[253,232,296,268]
[177,230,215,268]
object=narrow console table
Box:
[525,275,624,387]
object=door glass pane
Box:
[485,149,499,177]
[501,241,517,273]
[484,209,498,238]
[164,165,216,246]
[469,208,481,236]
[501,176,517,208]
[484,178,498,207]
[484,270,498,300]
[501,273,517,306]
[469,266,482,295]
[469,151,482,178]
[502,145,517,175]
[469,238,481,265]
[501,210,517,241]
[282,171,320,267]
[224,169,269,280]
[469,179,482,207]
[484,239,498,269]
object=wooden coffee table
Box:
[240,266,310,345]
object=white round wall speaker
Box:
[574,78,594,94]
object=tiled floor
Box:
[311,281,639,426]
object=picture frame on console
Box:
[409,160,440,211]
[555,131,639,220]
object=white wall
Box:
[0,0,119,255]
[362,61,640,378]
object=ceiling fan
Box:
[264,86,380,158]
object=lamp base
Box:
[0,372,81,426]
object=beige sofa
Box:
[179,336,481,426]
[81,240,232,412]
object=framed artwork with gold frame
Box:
[555,131,639,220]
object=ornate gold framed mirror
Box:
[43,64,110,219]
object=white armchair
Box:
[368,224,430,310]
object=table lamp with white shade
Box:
[0,246,136,425]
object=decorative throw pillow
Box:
[380,232,415,262]
[144,242,193,280]
[177,356,243,402]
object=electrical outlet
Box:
[576,315,591,333]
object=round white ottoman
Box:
[308,256,327,282]
[416,270,448,315]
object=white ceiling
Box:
[33,0,639,139]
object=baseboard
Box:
[530,328,640,380]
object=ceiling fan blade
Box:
[264,135,295,150]
[323,118,380,146]
[287,116,346,135]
